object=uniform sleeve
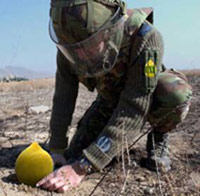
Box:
[83,25,164,170]
[49,50,79,152]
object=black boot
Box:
[145,131,171,172]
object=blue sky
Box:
[0,0,199,73]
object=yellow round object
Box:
[15,142,54,186]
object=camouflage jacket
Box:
[49,8,164,170]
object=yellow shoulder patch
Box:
[144,59,157,78]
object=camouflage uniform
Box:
[49,3,192,171]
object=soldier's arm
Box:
[83,24,164,170]
[49,50,79,153]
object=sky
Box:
[0,0,200,73]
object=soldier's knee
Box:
[154,70,192,108]
[149,70,192,132]
[149,102,191,133]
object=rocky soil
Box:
[0,75,199,196]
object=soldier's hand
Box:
[36,162,86,192]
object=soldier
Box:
[36,0,192,193]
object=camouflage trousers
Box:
[67,69,192,158]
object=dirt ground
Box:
[0,75,199,196]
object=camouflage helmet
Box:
[49,0,127,77]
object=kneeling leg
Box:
[146,69,192,171]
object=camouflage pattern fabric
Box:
[66,68,192,159]
[50,0,124,43]
[148,69,192,132]
[49,5,193,170]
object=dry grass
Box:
[0,69,199,93]
[0,78,55,92]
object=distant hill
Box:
[0,66,54,79]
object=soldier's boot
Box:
[145,130,171,172]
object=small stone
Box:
[1,141,13,148]
[0,137,8,144]
[28,105,50,114]
[135,175,145,182]
[69,127,77,133]
[4,131,20,138]
[110,183,115,187]
[132,161,137,167]
[45,116,50,120]
[144,187,154,195]
[140,182,149,186]
[144,169,152,175]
